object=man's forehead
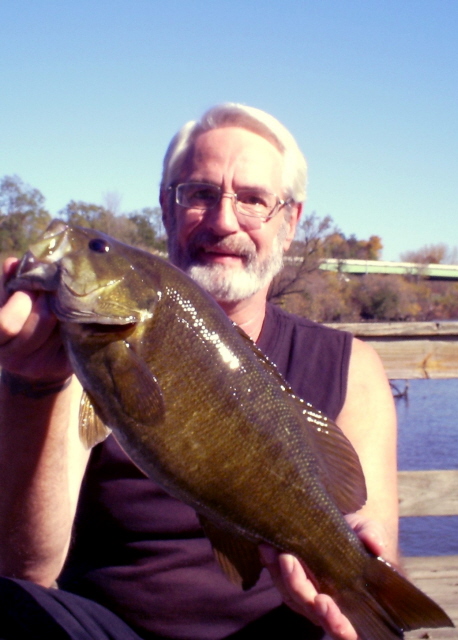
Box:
[179,126,284,186]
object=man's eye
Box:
[183,186,220,207]
[238,192,268,208]
[192,188,217,201]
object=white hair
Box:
[160,103,307,203]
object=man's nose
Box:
[205,192,240,234]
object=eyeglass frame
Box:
[168,182,293,221]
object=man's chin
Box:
[186,263,266,303]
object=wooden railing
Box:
[326,322,458,636]
[399,469,458,518]
[326,320,458,379]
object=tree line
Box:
[2,174,458,322]
[0,175,166,256]
[270,214,458,322]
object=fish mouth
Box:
[8,221,72,292]
[7,251,61,293]
[63,320,138,345]
[82,321,138,335]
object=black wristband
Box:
[0,370,72,399]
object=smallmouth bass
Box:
[8,220,454,639]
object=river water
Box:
[396,378,458,556]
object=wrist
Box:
[0,370,72,399]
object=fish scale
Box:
[8,219,454,640]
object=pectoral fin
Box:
[199,516,263,591]
[101,340,165,427]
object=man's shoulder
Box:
[260,304,353,419]
[265,303,351,338]
[260,303,353,371]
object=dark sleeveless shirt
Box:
[60,304,352,640]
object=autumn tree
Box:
[269,213,335,304]
[352,275,421,321]
[269,212,383,308]
[400,243,458,265]
[0,175,51,254]
[324,232,383,260]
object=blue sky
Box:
[1,0,457,260]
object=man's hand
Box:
[0,258,71,383]
[259,516,387,640]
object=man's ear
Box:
[283,202,302,251]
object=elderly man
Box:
[0,104,397,639]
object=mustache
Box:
[187,230,257,262]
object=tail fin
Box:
[339,556,454,640]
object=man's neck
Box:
[217,287,269,342]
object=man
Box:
[0,104,398,639]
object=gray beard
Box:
[168,222,288,303]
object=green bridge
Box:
[316,259,458,281]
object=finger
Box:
[2,257,20,278]
[0,258,21,305]
[315,595,358,640]
[0,292,68,380]
[3,306,57,358]
[0,290,35,346]
[359,527,385,557]
[278,556,358,637]
[345,514,386,557]
[260,547,360,638]
[259,547,322,624]
[278,553,317,603]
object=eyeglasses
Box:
[170,182,291,220]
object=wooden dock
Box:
[399,470,458,638]
[326,321,458,637]
[404,555,458,638]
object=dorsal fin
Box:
[296,401,367,513]
[235,324,367,514]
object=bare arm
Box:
[263,336,398,639]
[0,261,90,586]
[336,337,398,563]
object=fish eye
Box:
[88,238,110,253]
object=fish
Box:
[8,219,454,639]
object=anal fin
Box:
[199,515,263,590]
